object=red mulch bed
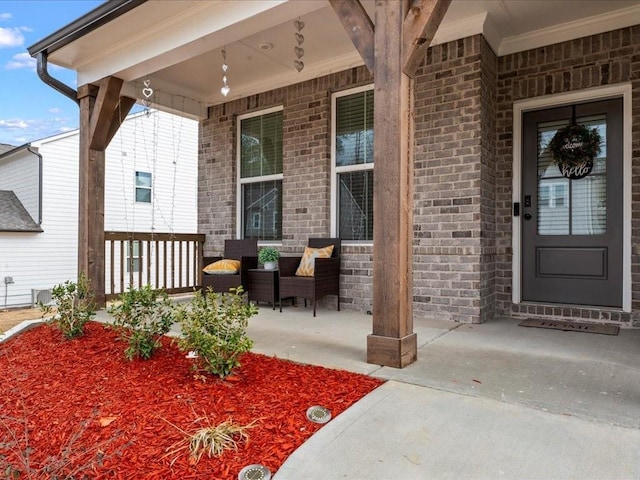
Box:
[0,322,383,479]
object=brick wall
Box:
[199,67,373,312]
[199,25,640,326]
[413,35,495,323]
[495,26,640,326]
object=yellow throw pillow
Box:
[295,245,334,277]
[203,259,241,275]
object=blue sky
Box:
[0,0,105,146]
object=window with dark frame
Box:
[238,109,283,241]
[333,87,374,241]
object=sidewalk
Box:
[241,305,640,480]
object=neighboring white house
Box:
[0,110,198,308]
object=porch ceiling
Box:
[39,0,640,119]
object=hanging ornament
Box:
[220,48,230,97]
[293,18,304,72]
[141,79,153,117]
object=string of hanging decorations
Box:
[220,47,230,97]
[294,18,304,72]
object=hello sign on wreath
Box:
[548,123,602,180]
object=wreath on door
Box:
[548,123,602,180]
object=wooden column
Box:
[366,0,416,368]
[78,84,105,306]
[77,77,135,307]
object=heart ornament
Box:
[295,32,304,45]
[295,46,304,59]
[294,19,305,31]
[294,60,304,72]
[142,87,153,99]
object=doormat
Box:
[519,319,619,336]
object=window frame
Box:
[236,105,284,242]
[134,171,152,204]
[330,84,374,243]
[126,240,141,273]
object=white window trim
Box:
[512,83,632,312]
[330,84,374,243]
[134,171,152,204]
[236,105,284,239]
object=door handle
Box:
[524,213,532,220]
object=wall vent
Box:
[32,288,53,307]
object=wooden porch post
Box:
[365,0,416,367]
[77,77,135,307]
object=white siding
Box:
[0,110,198,308]
[0,149,40,222]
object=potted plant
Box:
[258,246,280,270]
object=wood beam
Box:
[104,96,136,147]
[328,0,375,74]
[89,76,124,151]
[78,77,129,307]
[367,0,416,368]
[402,0,451,77]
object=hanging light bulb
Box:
[220,48,230,97]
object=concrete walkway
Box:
[243,305,640,480]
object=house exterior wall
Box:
[0,150,39,222]
[0,111,198,308]
[199,26,640,326]
[200,68,374,312]
[495,26,640,326]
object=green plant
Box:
[175,287,257,378]
[258,246,280,265]
[40,273,95,339]
[107,285,175,360]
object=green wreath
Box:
[548,123,602,167]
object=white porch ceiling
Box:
[46,0,640,119]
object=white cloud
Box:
[48,107,62,114]
[0,119,29,129]
[0,117,78,144]
[0,13,12,21]
[5,52,35,70]
[0,26,24,48]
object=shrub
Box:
[40,273,95,339]
[107,285,175,360]
[175,287,257,378]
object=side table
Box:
[247,268,279,310]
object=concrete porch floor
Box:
[239,304,640,479]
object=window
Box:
[135,171,152,203]
[331,85,374,241]
[237,107,283,240]
[126,241,141,273]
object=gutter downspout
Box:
[36,52,78,105]
[26,145,43,226]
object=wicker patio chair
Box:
[202,239,258,293]
[278,238,341,316]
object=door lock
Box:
[524,213,532,220]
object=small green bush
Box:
[108,285,175,360]
[175,287,257,378]
[40,273,95,339]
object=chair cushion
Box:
[295,245,334,276]
[203,259,241,275]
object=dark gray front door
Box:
[522,98,623,307]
